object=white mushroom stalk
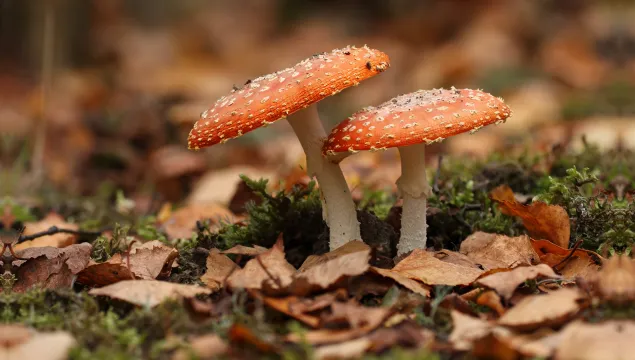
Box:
[288,107,361,249]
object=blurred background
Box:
[1,0,634,206]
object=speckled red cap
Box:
[188,46,390,150]
[322,88,512,156]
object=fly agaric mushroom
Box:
[323,88,512,255]
[188,46,390,250]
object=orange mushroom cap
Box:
[188,46,390,150]
[322,88,512,156]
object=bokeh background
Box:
[1,0,634,206]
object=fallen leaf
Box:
[476,264,561,300]
[366,322,434,353]
[228,323,280,354]
[200,249,238,291]
[462,289,506,317]
[0,324,76,360]
[89,280,211,307]
[590,254,635,304]
[460,232,540,270]
[472,327,563,360]
[287,302,391,345]
[498,287,584,330]
[369,267,431,297]
[222,244,267,256]
[172,334,228,360]
[490,185,570,248]
[555,320,635,360]
[16,213,79,250]
[11,243,92,293]
[449,310,493,351]
[314,337,371,360]
[226,239,295,292]
[286,241,371,296]
[531,239,602,281]
[161,203,236,240]
[390,249,484,286]
[432,249,484,269]
[254,293,322,328]
[77,240,178,287]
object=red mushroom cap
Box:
[188,46,390,150]
[322,88,512,156]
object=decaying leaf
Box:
[555,320,635,360]
[472,327,563,359]
[228,323,280,354]
[390,249,484,286]
[76,240,178,287]
[254,293,322,328]
[11,243,92,293]
[461,289,506,316]
[531,239,602,281]
[286,301,392,345]
[460,232,540,270]
[89,279,211,307]
[172,334,228,360]
[590,254,635,304]
[476,264,560,300]
[490,184,570,248]
[0,324,76,360]
[222,244,267,256]
[226,239,295,291]
[15,213,79,250]
[286,241,371,296]
[369,267,431,297]
[160,203,237,240]
[498,287,584,330]
[200,249,238,291]
[449,310,493,351]
[313,337,372,360]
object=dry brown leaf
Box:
[11,243,92,293]
[89,280,211,307]
[460,232,540,270]
[314,337,372,360]
[226,239,295,291]
[591,254,635,304]
[449,310,493,351]
[531,239,603,281]
[200,249,238,291]
[555,320,635,360]
[369,267,431,297]
[161,203,236,240]
[498,287,584,330]
[432,249,483,269]
[228,323,280,354]
[390,249,484,286]
[15,213,79,250]
[172,334,228,360]
[476,264,561,300]
[76,241,178,287]
[0,324,76,360]
[472,327,563,360]
[287,241,371,296]
[253,292,322,328]
[287,302,391,345]
[461,289,506,317]
[222,244,267,256]
[490,185,570,248]
[366,322,434,353]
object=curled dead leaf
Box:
[76,240,178,287]
[476,264,560,300]
[369,267,431,297]
[531,239,602,281]
[460,232,540,270]
[490,185,570,248]
[89,279,211,307]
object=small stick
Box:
[256,255,283,289]
[18,226,102,242]
[553,238,583,271]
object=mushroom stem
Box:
[396,143,431,255]
[287,106,362,250]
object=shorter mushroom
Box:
[323,88,512,255]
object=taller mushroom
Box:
[323,88,512,255]
[188,46,390,250]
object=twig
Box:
[553,238,583,271]
[256,255,283,290]
[125,240,138,280]
[18,226,103,242]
